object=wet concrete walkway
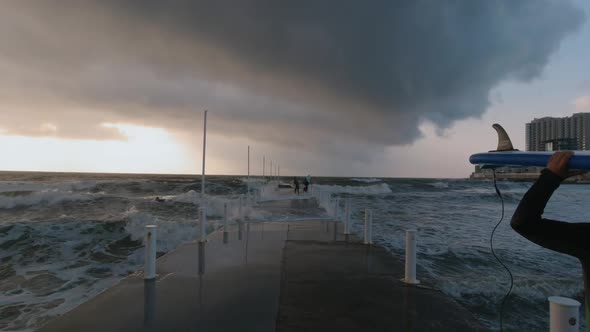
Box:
[39,216,488,331]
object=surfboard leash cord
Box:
[491,169,514,332]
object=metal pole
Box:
[201,110,207,198]
[263,156,265,181]
[239,195,244,221]
[144,225,157,280]
[247,146,250,198]
[364,209,372,245]
[199,207,207,243]
[223,202,228,232]
[403,230,420,284]
[369,210,373,244]
[548,296,580,332]
[270,160,273,182]
[344,198,351,235]
[199,110,208,244]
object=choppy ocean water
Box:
[0,171,587,331]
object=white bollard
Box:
[144,225,157,280]
[344,199,351,235]
[548,296,580,332]
[199,206,207,243]
[364,209,373,244]
[403,230,420,284]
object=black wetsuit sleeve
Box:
[511,169,590,259]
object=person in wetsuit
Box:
[293,177,300,195]
[511,151,590,326]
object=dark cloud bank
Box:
[0,1,585,153]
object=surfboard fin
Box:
[491,124,518,152]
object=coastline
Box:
[470,168,590,183]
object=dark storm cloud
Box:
[0,0,585,150]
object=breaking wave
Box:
[313,183,392,195]
[350,178,381,183]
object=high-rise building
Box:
[525,113,590,151]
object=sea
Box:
[0,171,587,331]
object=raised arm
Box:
[511,152,590,259]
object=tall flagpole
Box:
[247,145,250,196]
[263,156,266,181]
[201,110,207,197]
[200,110,208,243]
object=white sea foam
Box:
[0,180,98,193]
[257,182,312,202]
[428,181,449,188]
[239,177,267,186]
[123,207,199,252]
[167,189,267,223]
[169,189,201,204]
[313,183,392,195]
[1,211,148,331]
[0,190,98,209]
[351,178,382,183]
[205,194,263,221]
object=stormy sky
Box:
[0,1,588,176]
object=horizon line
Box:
[0,169,468,180]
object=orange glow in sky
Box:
[0,123,195,174]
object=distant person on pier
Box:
[511,151,590,327]
[303,177,309,193]
[293,177,300,195]
[306,174,312,191]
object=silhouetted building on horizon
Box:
[526,112,590,151]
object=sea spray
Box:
[1,174,588,331]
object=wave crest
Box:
[314,183,392,195]
[0,190,98,209]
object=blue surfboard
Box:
[469,124,590,170]
[469,151,590,169]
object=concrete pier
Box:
[39,217,488,331]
